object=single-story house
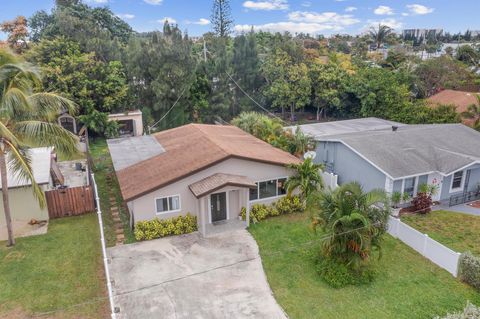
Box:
[0,147,60,240]
[308,123,480,204]
[108,110,143,137]
[427,89,479,126]
[107,124,300,235]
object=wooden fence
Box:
[46,186,95,219]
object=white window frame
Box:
[249,176,288,203]
[154,194,181,215]
[449,170,465,193]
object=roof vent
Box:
[392,126,398,132]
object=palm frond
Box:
[28,93,78,122]
[14,121,79,158]
[0,87,32,119]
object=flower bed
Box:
[134,213,197,241]
[240,196,304,223]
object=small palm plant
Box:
[461,95,480,131]
[369,24,393,50]
[390,191,402,208]
[311,182,390,270]
[285,157,324,201]
[0,49,78,246]
[288,126,315,158]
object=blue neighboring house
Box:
[293,118,480,205]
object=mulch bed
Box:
[467,200,480,208]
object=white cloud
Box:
[406,4,434,15]
[116,13,135,20]
[235,11,359,34]
[366,18,403,30]
[243,0,289,11]
[345,6,357,12]
[374,5,394,15]
[335,0,347,2]
[158,17,176,24]
[86,0,108,3]
[144,0,163,5]
[301,1,311,7]
[186,18,211,25]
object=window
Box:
[403,177,415,197]
[155,195,180,214]
[451,171,463,190]
[249,178,287,201]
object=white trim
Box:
[154,194,181,215]
[208,191,229,223]
[249,194,287,204]
[449,170,465,193]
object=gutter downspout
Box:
[91,173,117,319]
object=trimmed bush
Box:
[240,196,304,223]
[433,302,480,319]
[411,192,433,214]
[458,252,480,291]
[134,213,197,241]
[316,258,376,288]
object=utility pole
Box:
[203,40,208,62]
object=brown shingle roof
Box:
[114,124,300,201]
[189,173,256,198]
[427,89,479,125]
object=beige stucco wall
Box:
[108,113,143,136]
[128,157,294,224]
[0,185,49,233]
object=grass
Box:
[249,213,480,319]
[89,138,135,246]
[0,214,107,318]
[401,210,480,256]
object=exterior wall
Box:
[0,186,49,226]
[440,164,480,201]
[315,141,387,192]
[128,157,294,224]
[108,112,143,136]
[392,180,403,193]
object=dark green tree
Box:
[211,0,233,37]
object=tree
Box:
[263,48,311,121]
[311,182,390,276]
[0,16,29,53]
[461,94,480,131]
[456,45,479,68]
[286,127,316,158]
[211,0,233,37]
[285,157,324,201]
[369,24,392,49]
[0,49,78,246]
[26,37,129,119]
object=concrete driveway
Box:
[107,230,287,319]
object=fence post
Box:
[455,252,462,278]
[422,234,429,256]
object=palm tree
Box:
[369,24,392,50]
[287,126,315,158]
[310,182,390,268]
[461,94,480,131]
[285,157,324,201]
[0,49,78,246]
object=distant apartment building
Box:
[402,28,443,43]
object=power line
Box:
[148,86,188,134]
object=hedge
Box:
[240,195,305,224]
[134,213,197,241]
[458,252,480,291]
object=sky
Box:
[1,0,479,39]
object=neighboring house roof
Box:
[0,147,52,189]
[189,173,256,198]
[287,117,405,139]
[109,124,300,201]
[320,124,480,179]
[108,136,165,171]
[427,89,479,125]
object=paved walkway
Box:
[433,202,480,216]
[107,230,287,319]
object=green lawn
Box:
[402,210,480,256]
[0,214,107,318]
[249,213,480,319]
[89,138,135,246]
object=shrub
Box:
[458,252,480,291]
[433,302,480,319]
[316,258,376,288]
[134,213,197,241]
[411,192,432,214]
[240,196,304,223]
[390,191,401,208]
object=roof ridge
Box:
[191,124,231,157]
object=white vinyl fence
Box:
[388,216,461,277]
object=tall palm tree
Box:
[369,24,392,50]
[0,49,78,246]
[285,157,324,201]
[310,182,390,268]
[461,94,480,131]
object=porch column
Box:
[245,188,250,228]
[200,196,206,235]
